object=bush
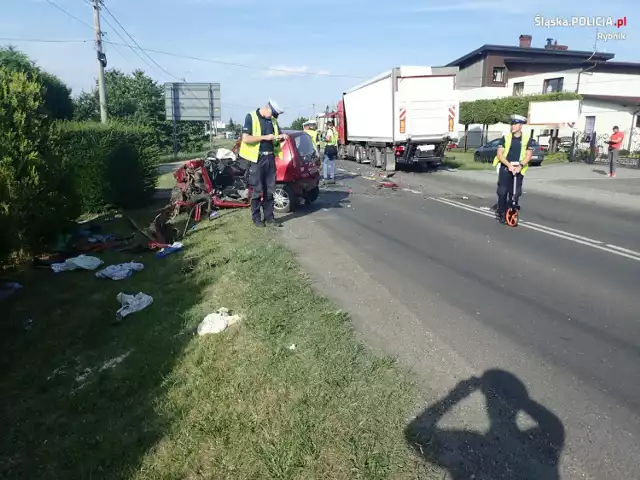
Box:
[544,152,569,164]
[0,67,79,262]
[53,121,160,212]
[460,92,583,126]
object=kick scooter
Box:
[505,170,520,227]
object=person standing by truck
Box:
[323,120,338,183]
[239,99,287,227]
[607,126,624,178]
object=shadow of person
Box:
[405,369,565,480]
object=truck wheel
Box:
[274,185,297,214]
[374,148,382,169]
[355,146,363,163]
[338,145,346,160]
[383,147,396,172]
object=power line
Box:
[99,2,179,81]
[102,41,367,79]
[43,0,93,29]
[0,37,90,44]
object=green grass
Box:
[156,171,176,190]
[1,207,433,478]
[443,151,492,171]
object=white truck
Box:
[336,65,460,171]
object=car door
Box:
[479,139,501,161]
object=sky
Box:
[2,0,639,125]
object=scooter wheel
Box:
[505,208,518,227]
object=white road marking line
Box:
[402,188,422,194]
[430,197,640,262]
[524,222,604,245]
[337,168,346,172]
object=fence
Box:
[568,128,640,169]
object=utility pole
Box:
[93,0,108,123]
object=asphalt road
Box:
[281,160,640,479]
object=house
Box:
[448,35,640,150]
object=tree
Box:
[0,46,73,120]
[228,118,235,131]
[290,116,308,131]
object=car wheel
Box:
[274,185,296,214]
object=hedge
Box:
[52,121,160,212]
[459,92,583,126]
[0,67,79,262]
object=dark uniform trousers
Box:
[497,165,524,213]
[249,153,276,223]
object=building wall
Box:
[457,59,485,89]
[456,70,640,149]
[505,70,640,97]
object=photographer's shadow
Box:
[405,369,565,480]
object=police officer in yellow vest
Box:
[240,99,287,227]
[303,121,319,148]
[493,114,533,224]
[323,120,338,183]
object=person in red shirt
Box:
[607,126,624,178]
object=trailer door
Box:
[395,75,457,142]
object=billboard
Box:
[164,82,221,122]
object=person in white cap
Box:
[239,99,287,227]
[492,114,533,224]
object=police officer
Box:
[323,120,338,183]
[493,114,533,224]
[239,99,287,227]
[303,121,319,148]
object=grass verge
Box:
[157,140,236,163]
[1,208,430,479]
[443,151,492,171]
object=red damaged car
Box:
[171,131,320,218]
[231,130,321,213]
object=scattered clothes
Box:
[156,242,184,259]
[288,344,296,351]
[51,255,103,273]
[88,234,115,243]
[197,307,242,335]
[96,262,144,280]
[209,211,219,219]
[115,292,153,322]
[0,281,22,301]
[379,181,399,189]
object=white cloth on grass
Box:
[96,262,144,281]
[197,308,242,335]
[116,292,153,320]
[51,255,103,273]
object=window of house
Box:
[492,67,506,83]
[543,77,564,93]
[512,82,524,96]
[584,116,595,134]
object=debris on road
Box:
[197,307,243,335]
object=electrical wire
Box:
[43,0,93,29]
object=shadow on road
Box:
[592,168,608,176]
[405,369,565,480]
[277,188,351,224]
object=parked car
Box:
[473,138,546,166]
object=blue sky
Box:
[2,0,638,125]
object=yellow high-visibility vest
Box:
[493,132,531,175]
[305,129,318,146]
[325,127,338,146]
[238,111,282,162]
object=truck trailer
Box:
[336,65,459,171]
